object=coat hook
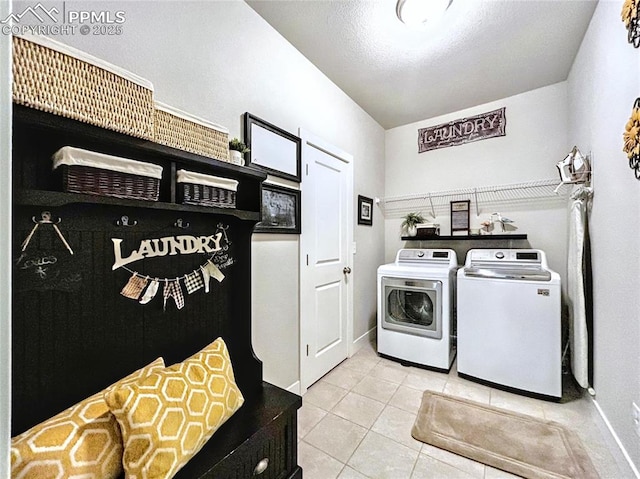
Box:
[174,218,190,229]
[22,210,74,255]
[32,211,61,225]
[116,215,137,227]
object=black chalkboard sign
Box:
[15,249,84,292]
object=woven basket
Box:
[53,147,162,201]
[179,183,236,208]
[154,102,230,161]
[12,35,154,139]
[176,170,237,208]
[61,165,160,201]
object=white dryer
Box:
[457,249,562,399]
[377,249,458,371]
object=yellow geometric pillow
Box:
[105,337,244,479]
[11,357,165,479]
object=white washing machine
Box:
[457,249,562,399]
[377,249,458,371]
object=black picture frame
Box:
[358,195,373,226]
[255,183,302,234]
[450,200,470,235]
[244,113,302,182]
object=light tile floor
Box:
[298,340,636,479]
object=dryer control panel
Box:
[395,249,457,267]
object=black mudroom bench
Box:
[11,105,302,479]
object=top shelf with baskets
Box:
[12,105,267,218]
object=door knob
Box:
[343,266,352,274]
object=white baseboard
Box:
[285,380,301,395]
[349,326,376,357]
[591,397,640,478]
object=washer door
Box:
[382,277,442,339]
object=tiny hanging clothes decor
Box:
[163,279,185,311]
[120,274,149,300]
[201,260,225,293]
[139,278,160,304]
[184,270,204,294]
[112,223,234,310]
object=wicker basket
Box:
[53,147,163,201]
[13,35,154,139]
[154,102,230,161]
[176,170,237,208]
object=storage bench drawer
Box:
[184,411,296,479]
[229,412,296,479]
[174,383,301,479]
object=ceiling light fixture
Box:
[396,0,452,26]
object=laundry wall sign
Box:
[111,233,223,270]
[418,107,506,153]
[112,224,233,310]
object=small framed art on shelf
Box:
[450,200,470,235]
[255,183,301,234]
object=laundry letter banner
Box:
[418,107,506,153]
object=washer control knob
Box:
[495,252,505,259]
[417,251,425,258]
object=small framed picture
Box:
[255,183,301,234]
[358,195,373,226]
[450,200,470,235]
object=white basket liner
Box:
[155,102,229,134]
[16,34,154,91]
[52,146,163,179]
[176,169,238,192]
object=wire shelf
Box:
[379,178,576,218]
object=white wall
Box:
[0,1,12,475]
[51,0,385,390]
[251,235,300,388]
[384,83,570,279]
[567,0,640,470]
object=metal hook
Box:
[116,215,138,227]
[32,211,61,225]
[23,211,73,255]
[174,218,190,229]
[217,223,230,244]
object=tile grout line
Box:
[301,360,396,477]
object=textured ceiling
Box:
[246,0,598,129]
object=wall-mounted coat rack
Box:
[379,178,576,219]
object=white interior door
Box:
[300,130,353,393]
